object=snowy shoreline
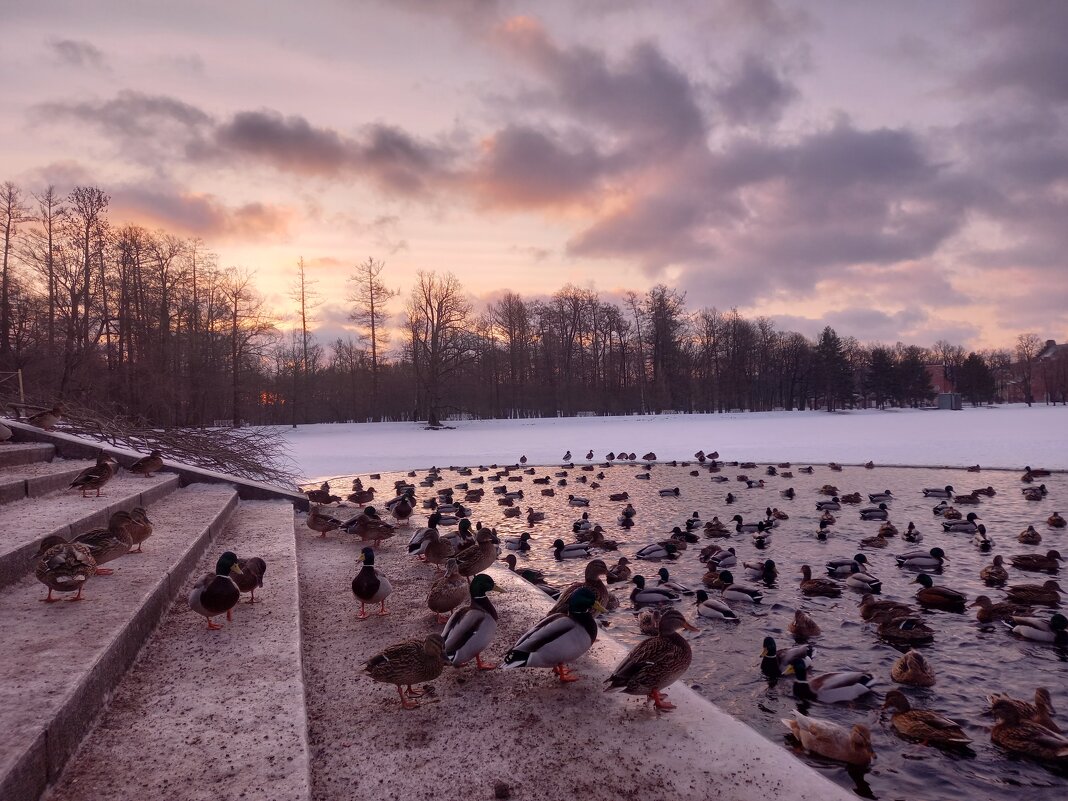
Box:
[281,404,1068,481]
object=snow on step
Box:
[0,471,179,591]
[0,457,95,505]
[45,500,310,801]
[0,442,54,468]
[0,484,239,801]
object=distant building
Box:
[925,363,954,395]
[1004,339,1068,404]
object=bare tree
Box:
[220,268,276,427]
[348,257,396,421]
[1015,332,1042,406]
[1,181,30,365]
[66,186,110,346]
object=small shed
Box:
[937,392,962,410]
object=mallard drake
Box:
[782,711,874,766]
[981,554,1009,585]
[1011,550,1061,573]
[730,515,765,534]
[567,494,590,507]
[789,609,821,640]
[891,649,935,687]
[800,565,841,597]
[427,559,468,622]
[827,553,869,578]
[390,494,415,525]
[787,660,875,703]
[442,573,505,670]
[34,536,96,601]
[932,500,951,516]
[780,487,796,500]
[573,513,592,532]
[972,524,994,551]
[456,528,499,577]
[352,547,392,619]
[878,615,935,645]
[760,636,813,678]
[943,512,980,533]
[635,542,679,560]
[231,556,266,603]
[684,512,702,530]
[858,593,915,623]
[720,572,763,603]
[606,556,631,583]
[73,511,135,574]
[882,690,971,748]
[127,506,153,553]
[1006,579,1062,607]
[658,487,680,497]
[129,449,164,478]
[1049,512,1066,529]
[988,688,1060,733]
[1018,525,1042,545]
[27,404,63,430]
[307,505,343,537]
[504,532,532,551]
[868,490,894,503]
[668,525,700,544]
[1006,613,1068,643]
[604,608,698,710]
[845,565,882,593]
[896,547,947,570]
[693,590,739,621]
[815,497,841,511]
[913,573,966,611]
[814,520,832,541]
[188,551,242,630]
[859,503,889,521]
[743,559,777,583]
[923,485,954,498]
[990,699,1068,763]
[630,574,680,605]
[502,587,604,682]
[656,567,695,596]
[553,538,591,560]
[971,594,1031,623]
[69,453,117,497]
[407,513,443,557]
[365,634,447,709]
[551,559,610,613]
[903,522,922,543]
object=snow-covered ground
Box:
[283,404,1067,481]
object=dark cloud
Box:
[50,38,106,69]
[713,54,798,126]
[112,185,293,239]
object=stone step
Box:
[0,458,95,506]
[0,442,55,468]
[0,471,179,592]
[43,501,310,801]
[0,484,240,801]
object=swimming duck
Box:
[800,565,842,597]
[307,505,344,537]
[551,560,611,614]
[839,492,862,504]
[630,574,680,605]
[502,553,545,584]
[759,636,813,678]
[815,498,841,512]
[988,688,1060,733]
[725,493,736,504]
[1012,549,1061,572]
[1018,525,1042,545]
[703,516,730,537]
[860,532,888,549]
[620,503,637,519]
[706,546,737,569]
[845,565,882,593]
[586,527,619,550]
[442,573,505,670]
[913,574,966,612]
[1049,512,1066,529]
[814,520,832,541]
[552,538,591,560]
[129,449,164,478]
[720,572,763,603]
[891,649,935,687]
[456,528,500,577]
[878,522,898,538]
[931,500,951,516]
[427,558,468,622]
[502,587,604,682]
[980,555,1009,585]
[73,511,135,574]
[504,532,532,551]
[858,593,915,623]
[656,567,695,596]
[34,536,96,601]
[743,559,777,583]
[782,711,874,766]
[971,595,1031,624]
[188,551,243,630]
[787,660,875,703]
[972,524,994,551]
[127,507,153,553]
[667,526,699,545]
[231,555,266,604]
[365,634,447,709]
[819,510,836,525]
[896,547,947,570]
[882,690,971,748]
[868,490,894,503]
[1005,613,1068,643]
[729,515,764,535]
[684,512,702,531]
[878,615,935,645]
[608,492,629,502]
[69,453,117,497]
[692,590,739,621]
[1006,580,1062,606]
[567,495,590,507]
[943,512,980,533]
[605,556,631,584]
[789,609,822,640]
[923,485,954,498]
[827,554,870,578]
[989,699,1068,763]
[604,608,698,711]
[942,506,963,521]
[352,547,392,619]
[860,503,889,521]
[781,487,796,500]
[658,487,680,497]
[636,542,679,561]
[573,513,592,532]
[903,522,922,543]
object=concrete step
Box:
[0,484,240,801]
[0,471,179,592]
[43,501,310,801]
[0,458,95,506]
[0,442,55,468]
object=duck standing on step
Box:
[188,551,243,630]
[604,608,698,711]
[502,587,604,683]
[352,547,392,619]
[73,510,135,574]
[129,449,164,478]
[127,507,153,553]
[232,556,267,603]
[69,453,117,498]
[365,634,447,710]
[442,573,505,670]
[34,536,97,601]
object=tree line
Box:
[1,180,1064,428]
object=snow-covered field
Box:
[283,404,1068,481]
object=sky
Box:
[1,0,1066,349]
